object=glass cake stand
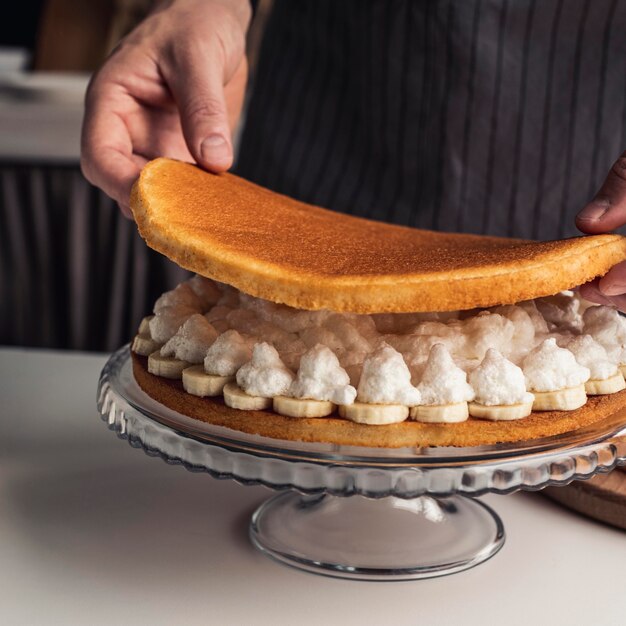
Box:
[97,346,626,581]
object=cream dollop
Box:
[357,344,421,405]
[149,305,197,344]
[468,349,533,406]
[203,330,252,376]
[239,293,331,333]
[460,312,515,360]
[289,344,356,405]
[153,282,205,313]
[323,314,375,354]
[236,342,295,397]
[187,275,222,310]
[535,292,583,332]
[583,305,626,349]
[417,344,475,405]
[493,305,536,360]
[562,334,617,381]
[522,338,590,392]
[517,300,550,334]
[160,314,218,363]
[608,345,626,366]
[391,333,461,378]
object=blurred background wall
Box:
[0,0,271,352]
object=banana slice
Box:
[468,400,533,421]
[147,351,190,379]
[410,402,469,423]
[138,315,154,334]
[223,383,272,411]
[585,372,626,396]
[531,384,587,411]
[338,403,408,425]
[182,365,233,397]
[132,333,161,356]
[273,396,335,418]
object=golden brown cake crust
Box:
[132,353,626,448]
[131,158,626,314]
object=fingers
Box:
[125,106,194,163]
[576,152,626,233]
[117,154,149,218]
[81,82,142,209]
[598,260,626,296]
[579,280,617,306]
[163,42,233,172]
[580,277,626,311]
[224,56,248,132]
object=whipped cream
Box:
[225,307,306,366]
[187,275,222,309]
[493,305,536,359]
[154,282,205,313]
[289,344,357,405]
[300,326,345,352]
[278,344,307,373]
[204,330,253,376]
[608,345,626,366]
[239,293,331,333]
[417,344,475,405]
[205,304,234,322]
[300,318,372,374]
[372,312,433,334]
[149,276,222,343]
[460,312,515,360]
[535,292,583,331]
[144,278,621,412]
[236,342,295,397]
[517,300,550,334]
[323,314,375,353]
[522,338,590,392]
[468,349,533,406]
[215,284,241,308]
[160,314,218,363]
[583,305,626,350]
[357,344,421,405]
[388,332,460,375]
[149,305,197,343]
[562,334,617,381]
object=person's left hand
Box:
[576,152,626,310]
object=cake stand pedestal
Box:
[98,347,626,581]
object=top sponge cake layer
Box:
[131,158,626,313]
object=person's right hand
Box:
[81,0,251,217]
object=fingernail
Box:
[201,134,230,164]
[577,199,609,222]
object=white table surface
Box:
[1,347,624,626]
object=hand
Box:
[80,0,251,217]
[576,152,626,309]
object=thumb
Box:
[576,152,626,233]
[164,46,233,172]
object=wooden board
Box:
[543,467,626,531]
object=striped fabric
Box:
[236,0,626,240]
[0,165,189,351]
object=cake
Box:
[127,159,626,448]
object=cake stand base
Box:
[250,493,505,581]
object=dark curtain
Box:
[0,164,190,351]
